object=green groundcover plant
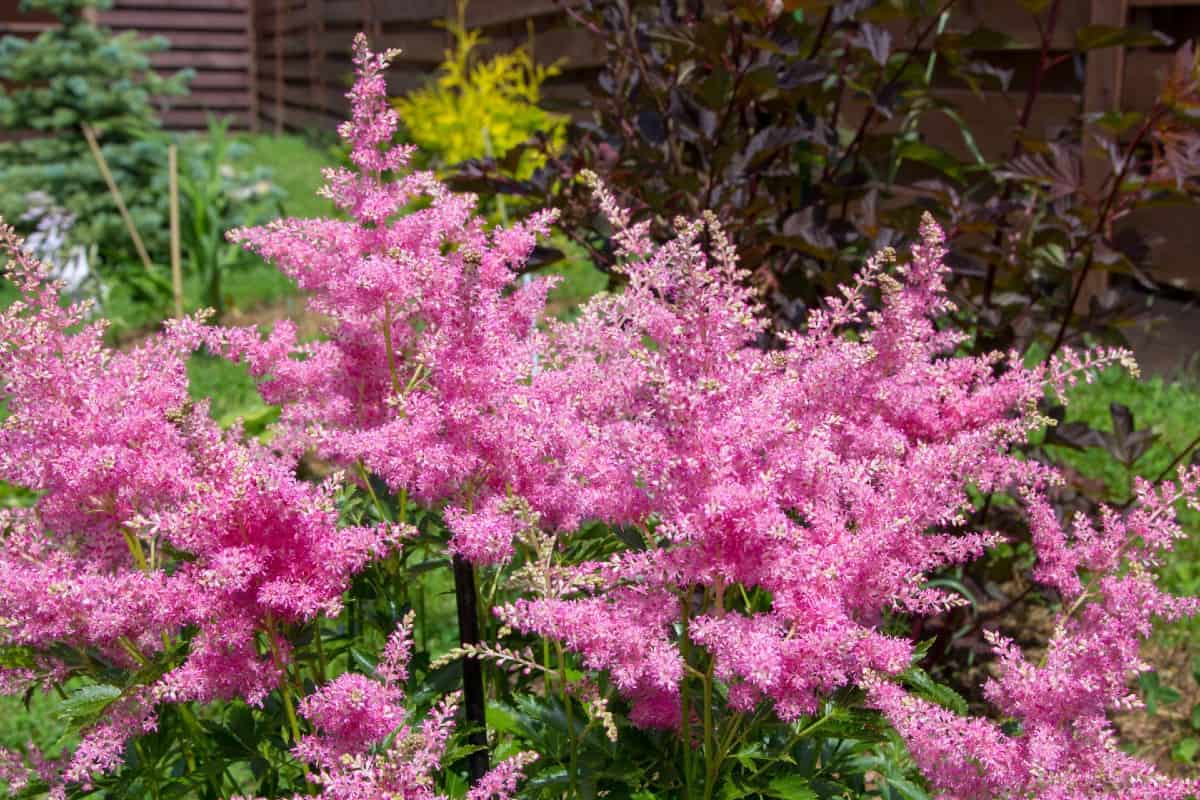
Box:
[0,34,1198,800]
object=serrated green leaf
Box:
[56,683,122,728]
[903,668,969,715]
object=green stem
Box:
[265,616,303,745]
[382,301,401,396]
[313,614,328,684]
[357,460,392,522]
[702,657,716,800]
[679,590,694,800]
[557,641,578,799]
[174,704,203,778]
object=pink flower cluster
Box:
[280,618,534,800]
[221,35,1196,797]
[0,31,1195,800]
[209,34,563,559]
[0,221,402,789]
[870,471,1200,799]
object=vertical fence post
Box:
[248,0,260,132]
[1076,0,1129,312]
[274,0,284,134]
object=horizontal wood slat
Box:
[101,9,247,30]
[100,0,256,129]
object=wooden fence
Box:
[251,0,602,133]
[2,0,1200,286]
[0,0,256,130]
[102,0,257,130]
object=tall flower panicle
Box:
[0,222,402,789]
[869,468,1200,799]
[499,193,1062,726]
[215,33,565,562]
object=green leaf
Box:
[895,141,964,183]
[885,776,933,800]
[765,775,817,800]
[56,683,122,728]
[903,667,969,715]
[1074,25,1169,52]
[1190,703,1200,731]
[1090,110,1144,136]
[486,700,523,736]
[1172,737,1199,764]
[0,645,37,670]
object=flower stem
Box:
[265,615,303,745]
[557,641,579,798]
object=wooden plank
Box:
[524,25,605,69]
[881,1,1088,51]
[132,30,249,49]
[163,108,250,127]
[167,89,253,108]
[1119,205,1200,289]
[926,90,1081,160]
[248,0,259,131]
[274,0,283,133]
[1078,0,1129,309]
[112,0,248,9]
[152,50,249,68]
[1123,49,1171,111]
[189,70,254,89]
[258,102,337,131]
[100,9,248,29]
[0,20,56,34]
[464,0,562,28]
[322,0,444,24]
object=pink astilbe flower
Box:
[499,194,1058,725]
[212,34,565,561]
[285,619,533,800]
[868,469,1200,799]
[0,222,402,787]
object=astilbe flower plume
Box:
[494,196,1056,727]
[1,29,1193,800]
[868,469,1200,799]
[0,222,402,790]
[214,35,1196,798]
[211,34,566,564]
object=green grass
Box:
[1049,367,1200,500]
[234,133,340,220]
[541,235,608,315]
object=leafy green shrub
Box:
[394,1,566,179]
[461,0,1200,358]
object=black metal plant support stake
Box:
[453,554,488,782]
